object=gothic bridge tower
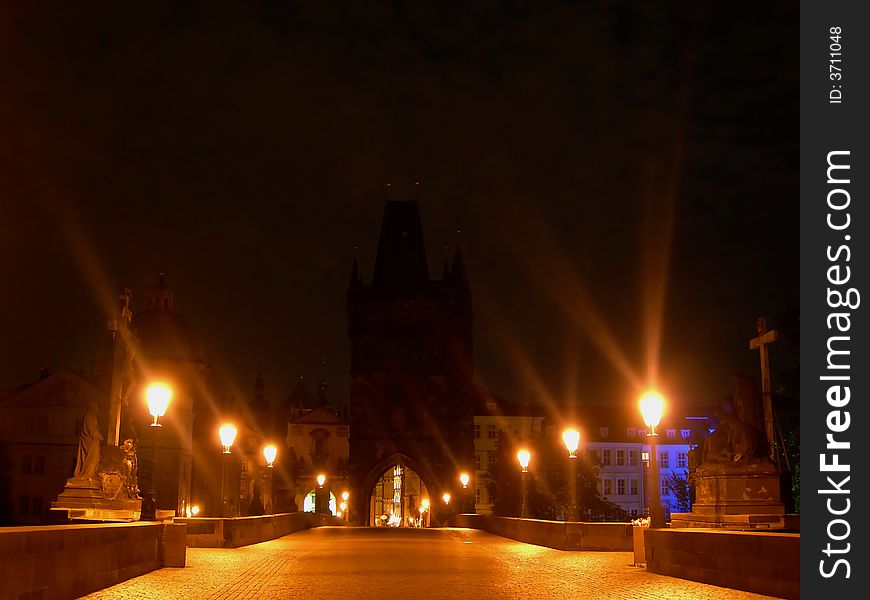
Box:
[347,200,474,525]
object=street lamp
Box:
[442,492,451,505]
[421,497,430,527]
[263,444,277,467]
[341,490,350,522]
[218,423,237,517]
[639,391,666,528]
[562,427,580,521]
[459,471,471,514]
[262,444,277,514]
[141,382,172,521]
[517,449,531,518]
[314,473,328,514]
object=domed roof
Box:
[132,275,205,363]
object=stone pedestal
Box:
[671,462,787,529]
[51,477,142,521]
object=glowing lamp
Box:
[263,444,277,467]
[562,428,580,458]
[316,473,326,488]
[442,492,451,505]
[339,501,348,512]
[219,423,237,453]
[517,448,531,472]
[459,472,470,489]
[190,505,200,517]
[639,391,665,434]
[341,490,350,502]
[421,498,430,511]
[146,382,172,426]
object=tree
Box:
[666,472,691,513]
[487,430,628,521]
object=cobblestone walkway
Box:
[85,527,775,599]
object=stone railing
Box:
[645,528,799,599]
[176,511,346,548]
[0,521,186,600]
[448,514,633,551]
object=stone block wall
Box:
[0,522,177,599]
[177,512,347,548]
[645,528,799,599]
[448,514,633,551]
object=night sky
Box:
[0,2,798,416]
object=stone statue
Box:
[701,375,769,466]
[74,401,104,480]
[122,438,140,498]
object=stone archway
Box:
[361,454,440,527]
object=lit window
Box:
[629,450,638,466]
[661,479,669,496]
[677,452,688,468]
[617,479,625,495]
[659,452,668,468]
[475,488,481,503]
[602,450,611,466]
[616,450,625,466]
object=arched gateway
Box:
[362,454,437,526]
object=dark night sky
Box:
[0,2,798,416]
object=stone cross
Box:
[749,317,778,461]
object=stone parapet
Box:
[447,514,633,551]
[176,511,346,548]
[645,527,799,599]
[0,521,184,599]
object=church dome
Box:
[132,275,205,363]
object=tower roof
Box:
[371,201,430,292]
[133,274,205,363]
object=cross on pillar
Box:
[749,317,778,461]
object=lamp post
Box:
[341,490,350,523]
[218,423,237,517]
[263,444,277,514]
[421,497,430,527]
[639,391,666,528]
[516,448,531,518]
[562,427,580,521]
[641,450,650,519]
[459,472,470,513]
[141,382,171,521]
[315,473,327,514]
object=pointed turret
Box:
[317,358,331,408]
[450,246,470,292]
[250,360,270,428]
[371,201,430,292]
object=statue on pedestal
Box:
[700,372,769,467]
